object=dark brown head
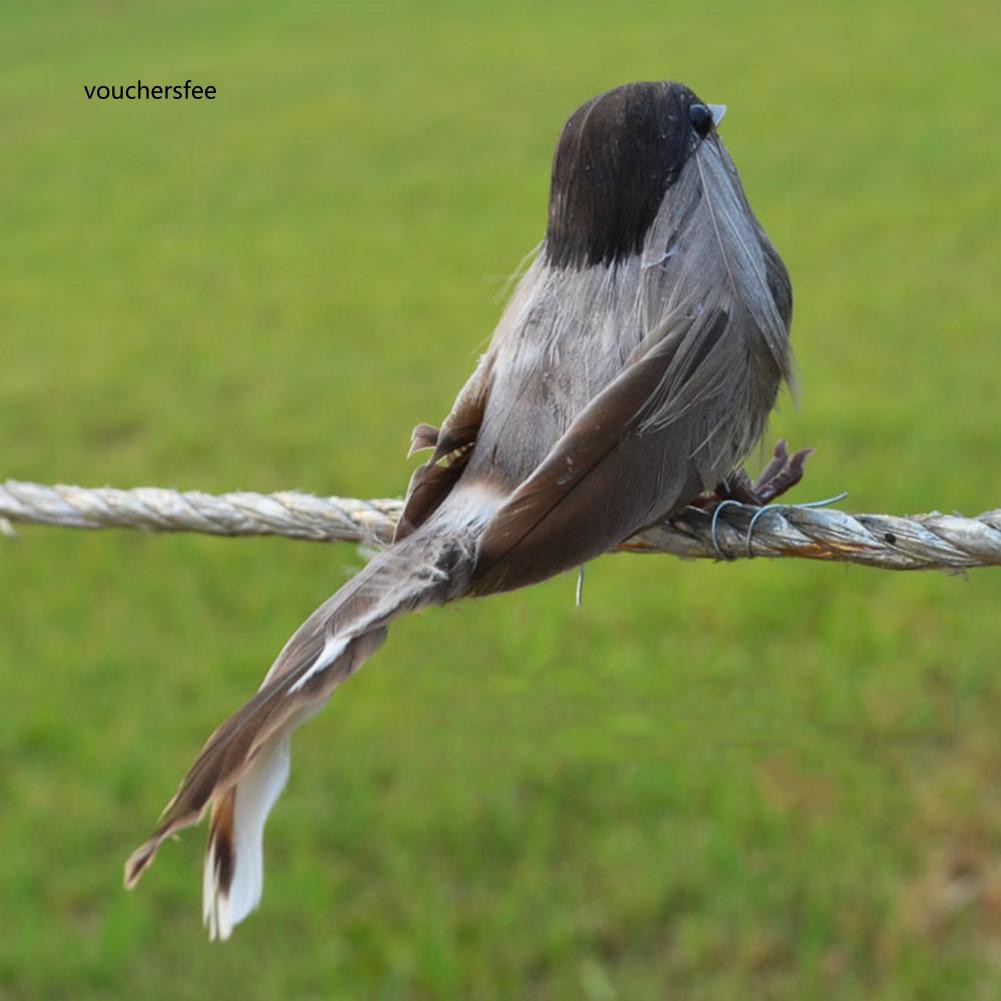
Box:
[545,81,720,268]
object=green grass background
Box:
[2,1,1001,997]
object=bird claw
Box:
[719,439,814,506]
[690,439,814,511]
[407,422,440,458]
[691,440,819,559]
[748,439,815,505]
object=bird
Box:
[124,79,809,939]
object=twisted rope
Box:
[4,479,1001,571]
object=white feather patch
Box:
[287,633,350,694]
[203,731,291,941]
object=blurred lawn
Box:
[2,1,1001,998]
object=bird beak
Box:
[708,104,727,128]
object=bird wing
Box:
[470,299,751,595]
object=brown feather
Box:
[207,790,236,895]
[395,353,495,541]
[471,313,723,594]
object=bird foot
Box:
[690,439,814,510]
[407,422,440,457]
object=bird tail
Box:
[123,503,485,939]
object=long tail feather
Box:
[124,505,490,935]
[123,630,384,893]
[203,729,290,941]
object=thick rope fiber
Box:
[2,479,1001,571]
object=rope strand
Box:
[3,479,1000,571]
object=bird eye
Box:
[688,103,713,138]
